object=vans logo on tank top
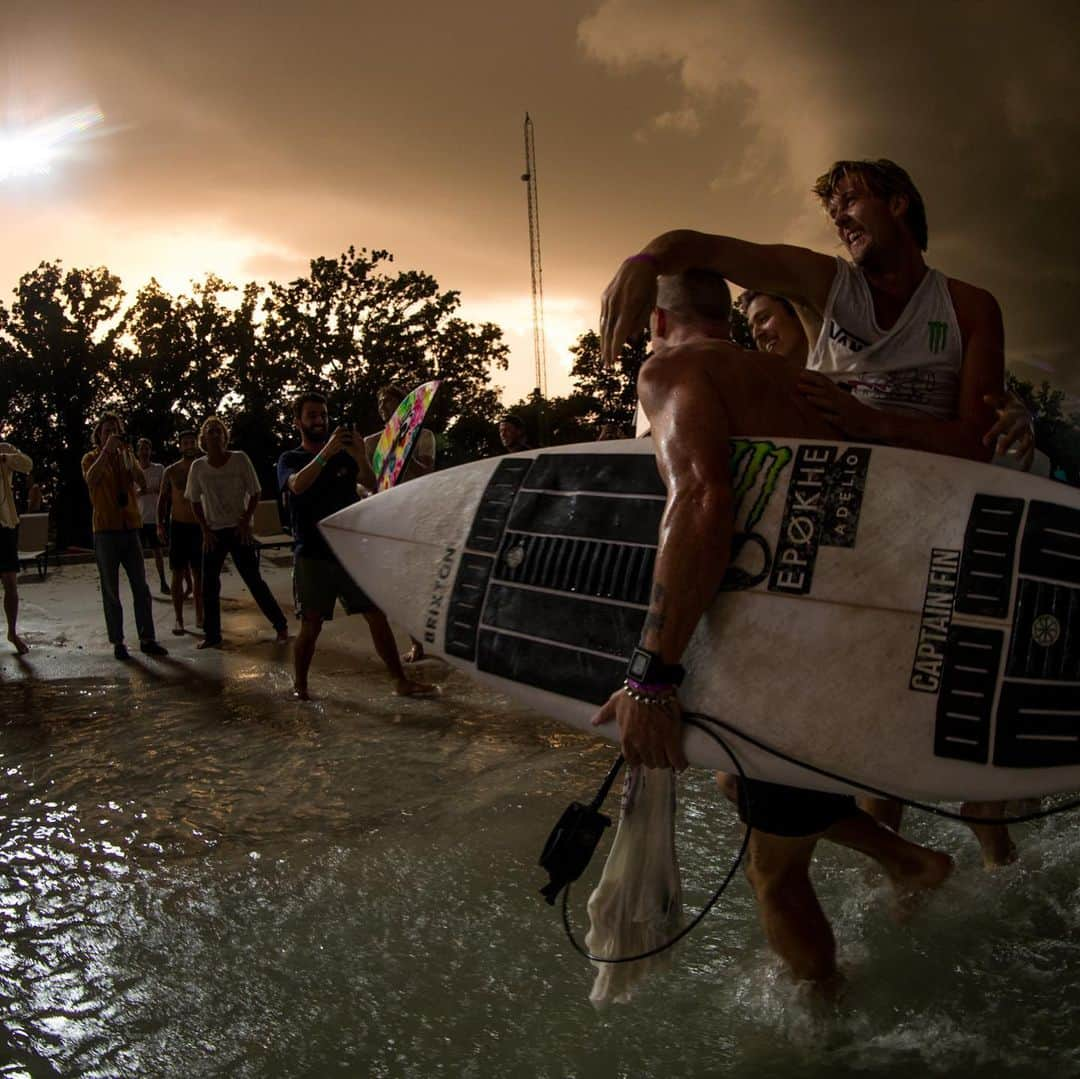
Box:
[827,320,871,353]
[928,320,948,353]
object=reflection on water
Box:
[2,665,1080,1077]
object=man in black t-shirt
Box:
[277,391,434,700]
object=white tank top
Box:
[807,257,963,420]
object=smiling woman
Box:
[0,106,105,183]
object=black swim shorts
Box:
[0,525,17,574]
[735,778,858,838]
[169,521,203,571]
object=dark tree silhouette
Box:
[0,248,515,544]
[2,261,125,547]
[1006,372,1079,479]
[501,388,599,448]
[567,330,649,434]
[260,247,508,471]
[120,275,234,451]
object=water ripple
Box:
[2,677,1080,1076]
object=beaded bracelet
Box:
[623,678,677,704]
[626,675,674,696]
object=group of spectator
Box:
[3,398,615,698]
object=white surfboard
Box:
[320,438,1080,802]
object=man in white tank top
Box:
[738,287,1035,862]
[600,159,1020,867]
[602,159,1008,464]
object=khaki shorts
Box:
[293,554,376,621]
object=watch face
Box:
[629,650,650,679]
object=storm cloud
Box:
[579,0,1080,388]
[2,1,1077,397]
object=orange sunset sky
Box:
[2,1,1078,403]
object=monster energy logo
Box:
[718,439,793,593]
[928,320,948,353]
[729,439,793,531]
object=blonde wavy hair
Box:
[198,416,230,451]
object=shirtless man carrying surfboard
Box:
[593,158,1008,986]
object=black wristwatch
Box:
[626,646,685,687]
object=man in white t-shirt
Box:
[185,417,288,650]
[136,438,169,595]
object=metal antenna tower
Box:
[521,112,548,399]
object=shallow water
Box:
[2,658,1080,1078]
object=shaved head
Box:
[656,269,732,326]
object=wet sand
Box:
[0,554,408,692]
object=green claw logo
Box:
[729,439,793,531]
[928,320,948,354]
[720,440,793,592]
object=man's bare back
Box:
[658,338,842,444]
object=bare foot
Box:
[172,622,186,636]
[197,637,223,650]
[8,632,29,655]
[886,848,953,924]
[394,678,437,697]
[275,627,289,643]
[962,802,1018,868]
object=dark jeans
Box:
[201,527,287,642]
[93,529,157,644]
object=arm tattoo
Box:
[643,582,666,634]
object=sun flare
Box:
[0,106,105,183]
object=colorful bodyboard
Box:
[372,380,441,491]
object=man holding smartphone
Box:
[278,392,433,700]
[82,413,166,660]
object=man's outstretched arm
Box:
[600,232,837,367]
[592,353,735,770]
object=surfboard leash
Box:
[545,711,1080,967]
[684,710,1080,827]
[545,716,755,966]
